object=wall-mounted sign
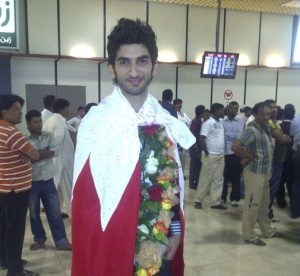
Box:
[0,0,18,49]
[224,90,233,101]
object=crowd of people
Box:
[1,17,300,276]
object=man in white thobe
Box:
[43,98,74,217]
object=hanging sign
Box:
[0,0,18,49]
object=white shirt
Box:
[245,114,255,128]
[200,117,224,154]
[67,116,83,132]
[177,111,191,127]
[42,113,75,182]
[41,108,53,124]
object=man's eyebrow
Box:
[116,55,150,61]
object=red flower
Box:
[141,125,160,136]
[148,185,164,202]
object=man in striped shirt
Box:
[232,102,284,246]
[0,95,39,276]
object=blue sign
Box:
[0,0,18,49]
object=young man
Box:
[221,101,244,207]
[173,99,191,175]
[0,95,39,276]
[41,95,56,124]
[232,102,284,246]
[194,103,226,210]
[43,98,74,217]
[71,18,195,276]
[264,99,291,222]
[189,105,205,190]
[67,106,85,133]
[161,89,178,118]
[25,110,72,252]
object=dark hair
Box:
[173,99,182,105]
[0,94,24,119]
[228,101,239,109]
[107,18,158,67]
[43,95,56,109]
[276,108,284,120]
[264,99,276,107]
[244,106,252,112]
[195,105,205,116]
[85,102,98,114]
[53,98,70,113]
[284,104,295,120]
[25,109,41,122]
[211,103,224,114]
[162,89,173,101]
[252,102,269,115]
[77,106,85,112]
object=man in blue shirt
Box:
[221,101,244,207]
[25,110,72,252]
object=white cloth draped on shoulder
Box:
[73,86,195,231]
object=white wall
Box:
[6,0,300,124]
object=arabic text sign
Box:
[0,0,18,49]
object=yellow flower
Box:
[161,198,173,210]
[136,268,150,276]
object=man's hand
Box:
[19,153,30,162]
[241,158,251,166]
[165,234,181,260]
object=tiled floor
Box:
[2,157,300,276]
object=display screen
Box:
[200,52,239,79]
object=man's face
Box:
[228,104,239,117]
[109,44,158,98]
[27,116,42,135]
[175,103,182,112]
[61,106,70,118]
[1,102,23,125]
[269,103,278,119]
[204,111,211,121]
[78,109,85,118]
[255,106,270,125]
[215,108,225,119]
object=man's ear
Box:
[108,64,116,79]
[152,60,158,75]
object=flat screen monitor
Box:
[200,52,239,79]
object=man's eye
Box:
[119,60,128,65]
[139,59,147,64]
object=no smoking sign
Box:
[224,90,233,101]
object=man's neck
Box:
[30,131,40,139]
[228,114,235,121]
[122,92,148,113]
[213,115,219,121]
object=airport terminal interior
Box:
[0,157,300,276]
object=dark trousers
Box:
[189,149,202,189]
[268,161,283,218]
[276,158,294,207]
[222,154,241,202]
[0,190,30,274]
[291,151,300,217]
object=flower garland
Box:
[135,124,180,276]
